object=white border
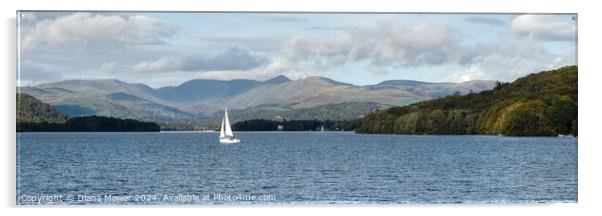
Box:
[2,0,600,215]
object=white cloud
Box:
[279,23,461,69]
[189,21,577,82]
[19,12,37,23]
[224,23,467,81]
[100,61,119,73]
[134,47,268,73]
[465,16,505,26]
[510,15,576,41]
[20,12,176,52]
[18,60,64,86]
[134,56,181,73]
[255,14,308,22]
[446,41,576,82]
[195,56,296,81]
[18,12,578,87]
[273,20,576,83]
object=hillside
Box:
[19,75,495,124]
[155,78,276,105]
[36,79,165,104]
[356,66,578,136]
[17,93,68,123]
[223,77,495,110]
[17,93,160,132]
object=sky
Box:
[17,12,577,87]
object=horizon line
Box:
[15,74,499,89]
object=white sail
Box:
[219,108,239,144]
[219,117,226,138]
[224,108,234,137]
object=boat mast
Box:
[224,108,234,137]
[219,116,225,138]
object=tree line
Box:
[356,65,578,136]
[233,119,356,131]
[17,116,160,132]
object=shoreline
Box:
[16,131,577,138]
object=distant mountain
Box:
[36,79,165,104]
[262,75,291,85]
[221,76,495,110]
[19,75,496,124]
[357,65,578,136]
[17,93,68,124]
[20,89,193,122]
[17,93,160,132]
[154,75,291,106]
[370,79,496,98]
[104,92,195,121]
[375,79,432,87]
[159,76,291,113]
[20,79,192,122]
[156,79,260,105]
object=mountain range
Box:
[18,75,496,125]
[16,93,160,132]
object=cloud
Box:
[100,61,119,73]
[134,47,268,73]
[17,12,578,87]
[20,12,176,52]
[194,56,288,80]
[446,41,576,82]
[18,60,64,86]
[273,20,576,82]
[19,12,37,23]
[199,36,283,52]
[134,56,181,73]
[510,14,576,41]
[465,16,505,26]
[255,14,308,22]
[196,23,466,81]
[306,26,348,31]
[280,23,461,68]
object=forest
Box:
[356,66,578,136]
[17,116,160,132]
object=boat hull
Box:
[219,137,240,144]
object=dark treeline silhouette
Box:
[233,119,356,131]
[17,116,160,132]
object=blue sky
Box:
[18,12,576,87]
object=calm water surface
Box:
[17,132,577,204]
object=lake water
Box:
[16,132,577,205]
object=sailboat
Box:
[219,108,240,144]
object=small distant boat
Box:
[558,134,575,138]
[320,126,325,132]
[219,108,240,144]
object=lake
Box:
[16,132,577,204]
